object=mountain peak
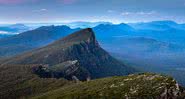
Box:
[53,28,98,47]
[63,28,95,41]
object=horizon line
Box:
[0,20,184,25]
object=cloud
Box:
[0,0,37,4]
[0,31,10,34]
[107,10,115,13]
[121,12,132,16]
[121,11,156,16]
[136,11,156,15]
[33,9,48,12]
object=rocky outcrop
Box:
[160,81,185,99]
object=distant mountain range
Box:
[0,24,30,34]
[22,21,111,29]
[129,21,185,31]
[102,36,184,54]
[0,24,31,39]
[62,21,112,28]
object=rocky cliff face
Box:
[1,28,136,80]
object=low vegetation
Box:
[33,73,185,99]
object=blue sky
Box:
[0,0,185,23]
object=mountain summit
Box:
[1,28,136,80]
[50,28,98,48]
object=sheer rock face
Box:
[1,28,136,80]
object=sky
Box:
[0,0,185,24]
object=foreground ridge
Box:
[33,73,185,99]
